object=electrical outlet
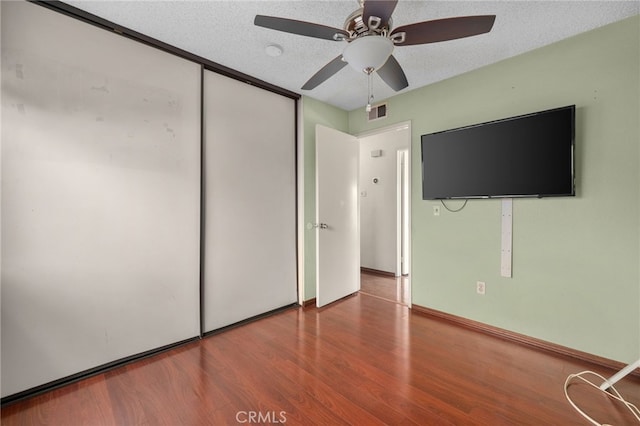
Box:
[476,281,486,295]
[433,206,440,216]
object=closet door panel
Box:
[203,70,297,331]
[1,1,201,397]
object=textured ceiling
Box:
[63,1,639,111]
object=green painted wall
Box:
[301,96,349,301]
[348,16,640,363]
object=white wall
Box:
[359,125,410,274]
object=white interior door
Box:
[316,125,360,307]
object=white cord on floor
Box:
[564,370,640,425]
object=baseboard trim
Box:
[360,267,395,277]
[303,298,316,308]
[412,304,640,379]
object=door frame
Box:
[397,148,410,276]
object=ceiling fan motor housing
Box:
[343,7,392,39]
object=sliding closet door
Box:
[1,1,201,397]
[203,70,297,332]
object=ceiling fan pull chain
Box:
[366,69,374,112]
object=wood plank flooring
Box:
[2,291,639,425]
[360,271,410,306]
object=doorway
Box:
[310,121,411,308]
[358,122,411,306]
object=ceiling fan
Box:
[254,0,496,99]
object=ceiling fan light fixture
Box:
[342,35,393,73]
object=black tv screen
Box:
[421,105,575,199]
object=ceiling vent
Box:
[367,103,387,121]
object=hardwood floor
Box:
[360,270,410,305]
[2,292,639,425]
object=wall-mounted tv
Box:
[421,105,575,200]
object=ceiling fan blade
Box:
[391,15,496,46]
[362,0,398,30]
[255,15,348,41]
[302,56,348,90]
[376,55,408,91]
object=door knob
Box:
[310,222,329,229]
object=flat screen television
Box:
[421,105,575,199]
